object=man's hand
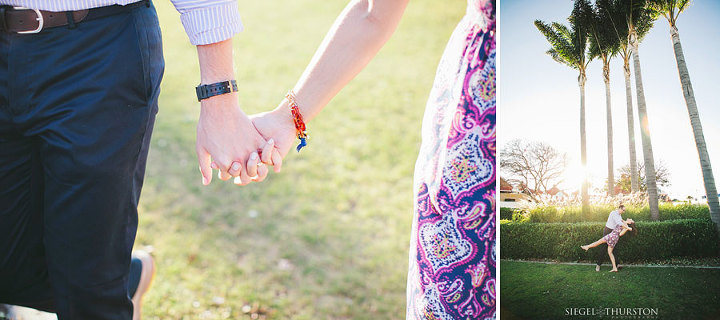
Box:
[196,92,269,185]
[195,39,276,186]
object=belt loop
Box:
[65,11,76,29]
[145,0,151,8]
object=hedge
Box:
[500,219,720,263]
[500,207,516,220]
[514,203,710,223]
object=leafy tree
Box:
[534,0,593,212]
[597,0,653,194]
[620,0,662,220]
[648,0,720,237]
[615,161,670,194]
[589,1,621,196]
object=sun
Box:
[560,164,588,192]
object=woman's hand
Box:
[249,107,298,170]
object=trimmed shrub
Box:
[500,219,720,263]
[523,203,710,223]
[500,207,515,220]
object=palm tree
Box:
[597,0,653,194]
[621,0,661,220]
[588,2,621,196]
[535,0,594,213]
[649,0,720,232]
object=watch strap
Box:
[196,80,238,102]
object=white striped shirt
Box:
[0,0,242,45]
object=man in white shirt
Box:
[0,1,268,319]
[596,204,627,271]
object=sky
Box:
[498,0,720,200]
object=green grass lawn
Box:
[500,260,720,320]
[136,1,465,319]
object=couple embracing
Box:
[582,204,637,272]
[0,0,496,319]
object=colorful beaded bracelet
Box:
[286,90,308,152]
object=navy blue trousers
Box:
[0,3,164,319]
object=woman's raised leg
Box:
[581,238,607,251]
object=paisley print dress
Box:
[406,1,496,319]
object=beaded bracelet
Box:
[286,90,308,152]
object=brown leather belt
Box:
[0,0,148,34]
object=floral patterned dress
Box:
[603,225,624,248]
[406,1,496,319]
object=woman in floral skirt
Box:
[247,0,496,318]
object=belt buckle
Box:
[12,6,43,34]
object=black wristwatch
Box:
[195,80,239,102]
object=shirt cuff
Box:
[179,1,244,46]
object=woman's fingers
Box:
[271,148,283,173]
[246,152,260,178]
[253,162,269,182]
[261,139,275,165]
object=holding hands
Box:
[196,93,291,186]
[196,90,301,187]
[193,0,408,186]
[194,40,293,187]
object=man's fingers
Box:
[218,169,232,181]
[271,148,283,173]
[197,148,213,185]
[228,161,242,177]
[233,170,252,186]
[246,152,259,178]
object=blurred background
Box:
[134,0,465,319]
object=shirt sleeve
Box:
[170,0,244,45]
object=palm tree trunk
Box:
[603,62,615,196]
[630,31,660,220]
[579,73,590,214]
[623,54,640,193]
[669,26,720,233]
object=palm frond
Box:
[534,0,596,72]
[588,1,622,61]
[647,0,691,27]
[535,19,583,70]
[546,48,575,68]
[617,0,657,43]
